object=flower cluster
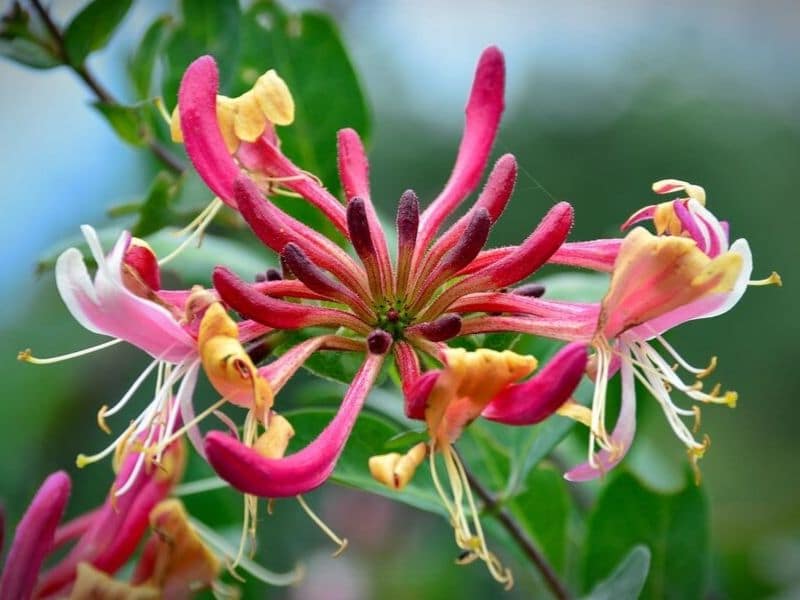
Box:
[7,45,779,593]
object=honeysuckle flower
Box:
[1,438,301,598]
[173,45,600,585]
[368,344,587,588]
[562,179,780,482]
[20,225,284,496]
[469,179,779,483]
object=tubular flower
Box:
[371,345,587,588]
[563,179,781,482]
[1,441,300,598]
[20,225,280,495]
[179,46,595,585]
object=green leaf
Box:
[132,172,182,237]
[0,36,59,68]
[509,464,571,573]
[0,3,60,69]
[302,347,367,385]
[285,408,443,514]
[583,546,651,600]
[239,2,370,196]
[583,470,709,599]
[128,14,172,98]
[537,271,609,304]
[92,101,153,146]
[161,0,241,105]
[63,0,132,65]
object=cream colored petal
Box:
[233,90,268,142]
[254,69,295,126]
[215,95,240,153]
[169,105,184,143]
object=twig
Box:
[462,462,573,600]
[29,0,185,174]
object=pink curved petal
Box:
[240,136,348,233]
[466,202,574,289]
[213,266,369,333]
[0,472,70,600]
[548,239,622,272]
[403,369,441,421]
[415,154,517,282]
[233,175,369,298]
[460,314,597,343]
[620,204,656,231]
[482,343,588,424]
[205,353,384,497]
[337,129,393,296]
[416,46,505,256]
[179,56,240,204]
[55,227,196,363]
[565,359,636,482]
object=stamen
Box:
[654,334,717,378]
[296,495,349,557]
[76,422,136,468]
[159,198,224,266]
[100,357,162,421]
[18,338,123,364]
[749,271,782,287]
[429,442,513,589]
[153,395,229,456]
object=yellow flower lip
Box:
[368,442,427,491]
[425,348,537,445]
[171,68,294,153]
[198,302,273,411]
[600,227,744,338]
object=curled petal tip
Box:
[482,342,588,425]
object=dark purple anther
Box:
[346,197,376,261]
[265,268,282,282]
[413,314,462,342]
[281,243,351,300]
[439,208,491,274]
[396,190,420,250]
[367,329,393,355]
[512,283,545,298]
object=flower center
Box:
[374,299,413,340]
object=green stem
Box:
[29,0,185,174]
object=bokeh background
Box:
[1,0,798,597]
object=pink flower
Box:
[177,46,595,585]
[23,226,281,493]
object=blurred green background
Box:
[1,0,798,597]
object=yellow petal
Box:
[253,413,295,458]
[169,105,183,143]
[368,442,427,490]
[198,303,273,410]
[600,227,744,336]
[70,563,159,600]
[140,499,221,594]
[426,348,537,443]
[215,96,240,153]
[233,90,268,142]
[253,69,295,126]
